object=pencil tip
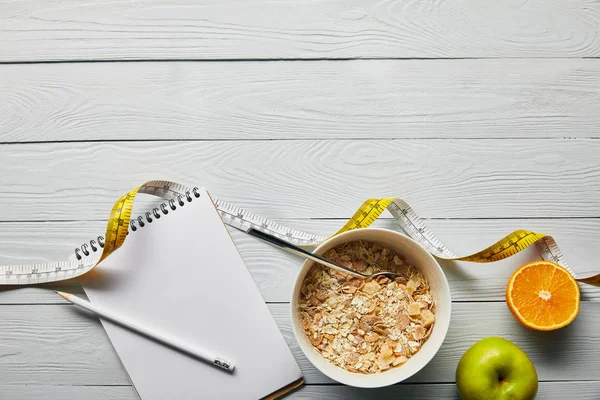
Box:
[54,291,71,301]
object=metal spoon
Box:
[244,228,409,280]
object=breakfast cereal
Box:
[298,240,435,374]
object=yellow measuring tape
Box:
[1,180,598,287]
[330,198,599,286]
[99,185,141,263]
[337,198,550,262]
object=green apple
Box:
[456,337,538,400]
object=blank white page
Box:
[81,188,302,400]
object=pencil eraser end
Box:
[214,357,234,372]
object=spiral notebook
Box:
[79,187,303,400]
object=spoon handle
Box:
[245,228,365,279]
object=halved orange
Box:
[506,260,580,331]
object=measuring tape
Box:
[1,180,598,287]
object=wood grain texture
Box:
[0,140,599,221]
[1,218,599,304]
[2,382,600,400]
[0,305,130,386]
[284,382,600,400]
[1,60,600,142]
[1,303,598,386]
[0,385,138,400]
[1,0,599,61]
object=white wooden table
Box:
[1,1,600,398]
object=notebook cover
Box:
[80,187,303,399]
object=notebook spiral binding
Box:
[74,187,202,260]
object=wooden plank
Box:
[269,302,600,384]
[1,303,598,385]
[0,302,600,385]
[285,382,600,400]
[0,140,599,221]
[0,385,138,400]
[1,60,600,142]
[1,218,599,304]
[0,304,130,386]
[1,0,599,61]
[2,381,599,400]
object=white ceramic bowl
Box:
[290,228,451,388]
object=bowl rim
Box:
[289,227,452,388]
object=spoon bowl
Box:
[245,228,409,280]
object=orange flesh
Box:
[507,261,580,330]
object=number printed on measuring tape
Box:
[1,180,599,287]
